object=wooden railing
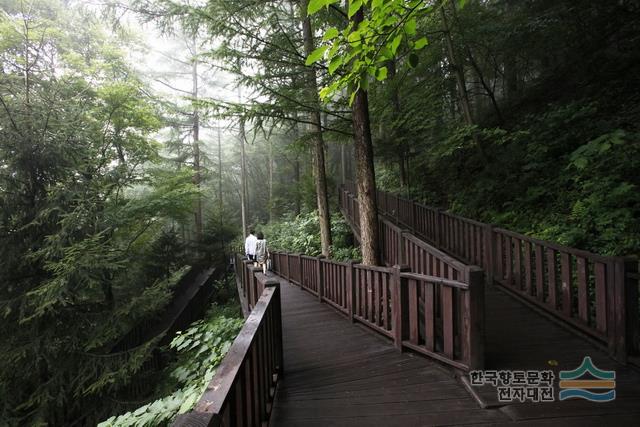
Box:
[271,251,484,371]
[111,266,220,352]
[175,262,283,427]
[343,184,640,362]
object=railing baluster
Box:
[577,256,589,323]
[561,253,572,317]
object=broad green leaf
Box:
[379,46,393,60]
[323,27,339,41]
[348,0,363,19]
[376,66,388,81]
[319,86,331,100]
[328,56,343,74]
[404,18,416,36]
[308,0,338,15]
[390,34,402,54]
[328,41,340,58]
[349,90,357,105]
[347,31,361,46]
[414,37,428,50]
[305,45,328,66]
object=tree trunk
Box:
[440,3,487,162]
[448,2,504,124]
[237,59,248,238]
[340,143,346,184]
[239,116,248,238]
[300,0,332,257]
[217,124,225,255]
[387,59,407,189]
[191,47,203,243]
[217,125,223,212]
[268,137,274,222]
[351,6,380,266]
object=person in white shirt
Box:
[245,229,257,261]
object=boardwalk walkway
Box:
[480,284,640,421]
[270,275,508,426]
[269,273,640,426]
[177,185,640,426]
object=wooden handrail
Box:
[400,272,469,290]
[270,250,484,371]
[173,274,282,427]
[341,182,640,362]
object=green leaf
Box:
[376,66,388,81]
[414,37,428,50]
[323,27,339,41]
[404,18,416,36]
[572,157,588,170]
[349,89,357,106]
[308,0,337,15]
[348,0,363,18]
[390,34,402,54]
[347,30,361,46]
[328,56,343,74]
[305,45,328,66]
[379,46,393,60]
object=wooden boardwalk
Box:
[479,283,640,423]
[177,185,640,426]
[269,274,640,426]
[270,275,508,426]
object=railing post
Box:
[410,201,416,234]
[398,230,407,266]
[627,258,640,358]
[611,257,639,362]
[264,277,284,377]
[464,266,485,370]
[392,264,411,351]
[394,195,400,224]
[297,253,303,288]
[285,252,291,282]
[242,259,252,297]
[435,208,442,248]
[317,255,325,301]
[484,224,495,285]
[378,219,385,265]
[347,260,357,323]
[248,265,262,308]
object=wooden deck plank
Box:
[267,268,640,426]
[270,276,510,426]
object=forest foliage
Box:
[1,0,639,425]
[99,302,243,427]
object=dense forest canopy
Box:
[1,0,639,424]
